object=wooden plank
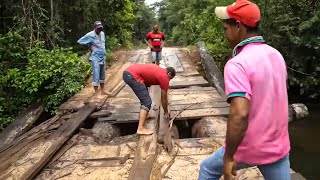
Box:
[128,85,160,180]
[169,92,221,101]
[198,42,226,97]
[169,89,219,95]
[0,103,43,148]
[18,105,96,180]
[169,76,209,89]
[171,76,207,82]
[169,98,227,105]
[170,102,229,111]
[173,107,229,120]
[0,114,61,156]
[169,80,209,89]
[163,50,184,72]
[169,86,216,92]
[176,72,200,77]
[89,110,112,119]
[110,105,141,113]
[98,113,139,122]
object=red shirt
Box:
[146,32,165,52]
[125,64,170,91]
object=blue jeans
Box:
[151,51,162,63]
[123,71,152,111]
[91,61,105,86]
[198,147,291,180]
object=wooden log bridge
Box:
[0,47,306,180]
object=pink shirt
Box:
[224,43,290,165]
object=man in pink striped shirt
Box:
[198,0,291,180]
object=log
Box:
[0,103,44,147]
[288,103,309,122]
[91,121,121,142]
[198,42,226,97]
[192,117,227,139]
[18,105,96,180]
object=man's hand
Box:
[223,156,237,180]
[164,113,170,121]
[149,45,154,49]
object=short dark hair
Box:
[223,18,259,33]
[166,67,176,78]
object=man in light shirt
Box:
[198,0,291,179]
[78,21,111,96]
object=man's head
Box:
[166,67,176,80]
[215,0,260,48]
[153,25,159,33]
[94,21,103,35]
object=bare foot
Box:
[93,91,99,97]
[101,91,112,96]
[137,128,153,135]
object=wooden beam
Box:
[98,113,139,122]
[169,86,216,92]
[19,105,96,180]
[0,103,43,148]
[169,98,227,105]
[89,110,112,119]
[169,80,209,89]
[198,42,226,97]
[169,89,219,95]
[170,102,229,111]
[128,85,160,180]
[173,107,229,120]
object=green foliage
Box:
[0,32,90,129]
[156,0,233,71]
[0,0,157,129]
[157,0,320,102]
[133,1,156,41]
[252,0,320,101]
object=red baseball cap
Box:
[215,0,260,27]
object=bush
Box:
[0,32,91,129]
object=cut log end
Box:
[289,103,309,122]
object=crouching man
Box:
[123,64,176,135]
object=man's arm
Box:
[144,39,153,48]
[161,90,169,114]
[145,33,153,48]
[161,40,165,48]
[161,34,165,48]
[77,33,93,46]
[224,96,250,160]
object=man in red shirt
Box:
[123,64,176,135]
[145,25,165,66]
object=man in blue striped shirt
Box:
[78,21,111,96]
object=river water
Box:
[289,104,320,179]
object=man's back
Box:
[125,64,169,91]
[224,43,290,165]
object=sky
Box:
[145,0,162,5]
